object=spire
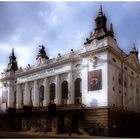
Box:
[94,4,107,39]
[98,3,103,17]
[84,4,116,45]
[110,23,113,32]
[12,48,14,55]
[130,43,139,60]
[132,43,136,51]
[109,23,114,38]
[99,3,102,13]
[10,48,16,62]
[6,48,18,72]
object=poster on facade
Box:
[2,91,7,103]
[88,69,102,91]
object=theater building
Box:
[0,6,140,137]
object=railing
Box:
[1,71,15,79]
[1,49,83,78]
[15,50,82,74]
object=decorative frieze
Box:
[60,73,68,83]
[48,76,56,85]
[72,70,82,80]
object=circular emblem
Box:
[90,77,98,85]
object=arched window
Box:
[39,85,44,107]
[74,78,82,104]
[75,78,82,97]
[21,89,25,106]
[61,81,68,105]
[30,87,34,106]
[50,83,55,103]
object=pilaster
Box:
[34,80,39,107]
[68,71,74,104]
[7,81,14,108]
[16,84,22,109]
[25,82,30,106]
[56,75,61,105]
[43,78,49,106]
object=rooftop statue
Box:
[37,45,49,59]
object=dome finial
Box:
[99,3,103,13]
[12,48,15,56]
[110,23,113,32]
[133,42,136,50]
[98,3,103,17]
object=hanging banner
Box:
[88,69,102,91]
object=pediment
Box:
[124,54,140,70]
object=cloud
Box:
[0,1,140,76]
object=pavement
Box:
[0,130,111,138]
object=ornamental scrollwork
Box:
[89,54,97,69]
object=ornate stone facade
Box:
[0,5,140,137]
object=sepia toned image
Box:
[0,1,140,138]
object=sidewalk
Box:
[0,130,110,138]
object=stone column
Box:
[68,71,74,104]
[16,84,22,109]
[7,88,13,108]
[25,82,30,106]
[56,75,61,105]
[34,80,39,107]
[7,81,14,108]
[43,78,49,106]
[82,58,88,105]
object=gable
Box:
[124,54,140,70]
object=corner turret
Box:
[6,48,18,72]
[84,4,116,45]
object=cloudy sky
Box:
[0,1,140,74]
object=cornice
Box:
[80,45,109,57]
[16,55,82,78]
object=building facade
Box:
[0,6,140,137]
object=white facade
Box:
[0,6,140,114]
